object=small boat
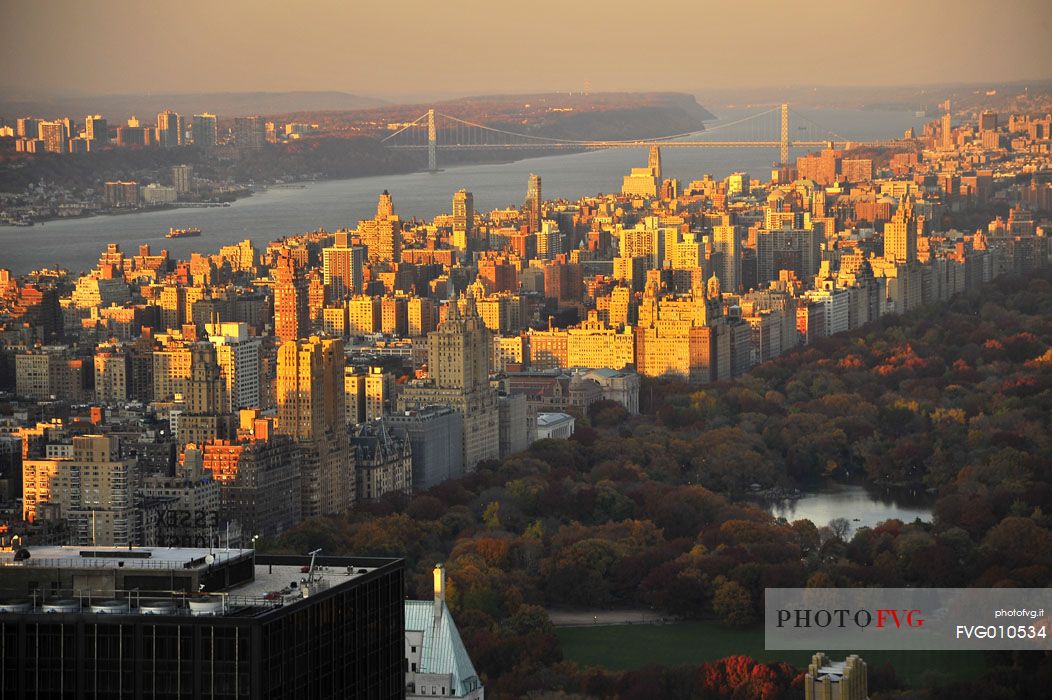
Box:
[166,227,202,238]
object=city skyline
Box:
[2,0,1051,100]
[2,3,1052,694]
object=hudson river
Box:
[0,108,928,274]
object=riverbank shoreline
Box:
[0,149,571,229]
[1,194,251,228]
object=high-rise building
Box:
[234,115,266,149]
[755,227,820,284]
[172,164,194,195]
[93,344,129,403]
[103,180,139,206]
[883,196,918,264]
[347,294,381,335]
[397,295,499,470]
[524,174,542,233]
[177,342,235,448]
[157,283,185,330]
[322,231,365,299]
[28,435,139,545]
[618,220,668,269]
[84,114,108,148]
[452,189,474,255]
[38,120,69,153]
[156,109,183,147]
[207,321,262,411]
[344,365,393,424]
[726,171,749,196]
[713,222,742,293]
[276,336,354,516]
[380,295,408,335]
[357,191,402,262]
[387,406,465,491]
[623,149,661,197]
[668,231,706,270]
[376,189,394,218]
[408,296,436,337]
[351,421,412,502]
[0,548,406,699]
[152,341,192,400]
[648,145,662,179]
[497,392,531,458]
[15,350,88,402]
[276,336,345,441]
[272,250,310,341]
[191,112,218,149]
[536,219,563,260]
[609,285,633,327]
[941,112,954,149]
[634,280,729,384]
[203,415,301,537]
[429,298,490,392]
[116,125,147,146]
[796,149,841,185]
[307,269,325,323]
[21,455,61,522]
[841,159,873,183]
[142,447,222,547]
[566,311,636,369]
[16,117,40,138]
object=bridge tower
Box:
[427,109,437,171]
[780,103,789,166]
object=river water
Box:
[0,108,928,274]
[767,483,933,534]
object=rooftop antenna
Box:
[306,548,322,585]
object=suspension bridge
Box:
[380,104,896,171]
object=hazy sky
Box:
[3,0,1051,99]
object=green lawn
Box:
[555,621,986,687]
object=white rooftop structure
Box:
[536,412,575,440]
[404,565,483,699]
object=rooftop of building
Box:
[0,547,399,619]
[351,420,408,462]
[536,412,574,427]
[502,366,637,379]
[0,545,249,572]
[406,599,482,697]
[387,405,460,420]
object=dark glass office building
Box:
[0,546,405,699]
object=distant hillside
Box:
[439,91,716,120]
[273,91,717,141]
[439,92,718,140]
[0,91,389,121]
[693,80,1052,116]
